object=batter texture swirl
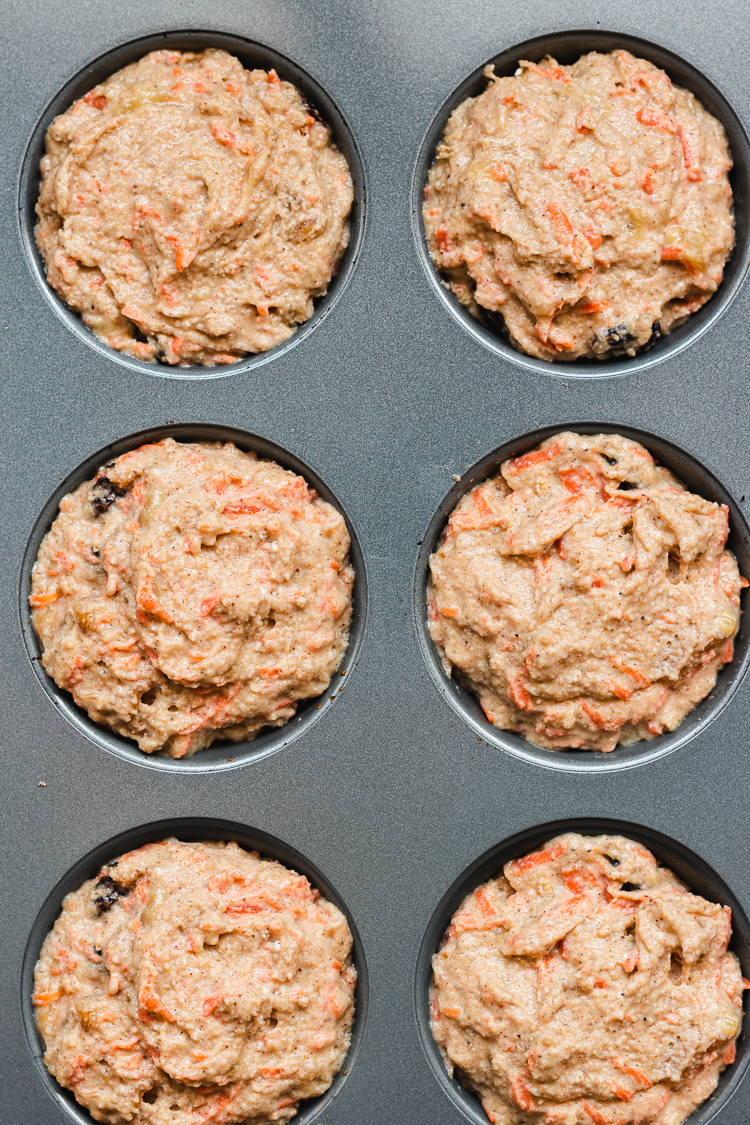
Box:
[34,839,356,1125]
[36,49,353,365]
[428,433,744,751]
[431,833,745,1125]
[30,439,353,757]
[423,50,734,361]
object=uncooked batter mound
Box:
[34,838,356,1125]
[431,833,745,1125]
[428,432,744,751]
[36,49,353,365]
[423,50,734,361]
[30,439,353,757]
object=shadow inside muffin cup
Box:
[413,423,750,773]
[412,30,750,379]
[19,423,367,773]
[415,817,750,1125]
[18,29,366,380]
[22,817,368,1125]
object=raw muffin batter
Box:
[34,838,356,1125]
[423,50,734,361]
[36,49,353,365]
[431,833,745,1125]
[30,438,353,757]
[428,432,744,751]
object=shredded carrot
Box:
[679,127,702,181]
[473,488,493,516]
[583,228,603,249]
[84,91,106,110]
[202,991,224,1016]
[642,172,654,195]
[547,200,575,246]
[661,246,682,260]
[435,227,453,254]
[509,1075,535,1111]
[136,575,173,624]
[29,590,60,607]
[490,163,507,182]
[581,700,624,731]
[581,1102,610,1125]
[509,677,534,711]
[506,442,560,474]
[32,989,63,1006]
[138,975,176,1023]
[210,120,254,157]
[525,60,570,84]
[636,106,676,132]
[200,592,223,618]
[509,840,566,875]
[475,887,495,917]
[608,1078,634,1101]
[611,1057,651,1088]
[579,299,609,314]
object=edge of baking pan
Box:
[411,28,750,380]
[413,421,750,773]
[21,817,369,1125]
[17,27,367,381]
[18,423,368,773]
[414,817,750,1125]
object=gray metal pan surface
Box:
[3,1,750,1123]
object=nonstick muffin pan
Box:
[4,1,750,1123]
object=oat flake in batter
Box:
[34,838,356,1125]
[423,50,734,361]
[431,833,745,1125]
[428,433,745,751]
[30,438,353,757]
[36,49,353,365]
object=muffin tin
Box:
[4,1,750,1123]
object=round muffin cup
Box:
[22,817,368,1125]
[19,423,367,773]
[415,817,750,1125]
[18,29,366,380]
[412,30,750,379]
[414,423,750,773]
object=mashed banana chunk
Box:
[428,432,744,751]
[34,838,356,1125]
[431,833,744,1125]
[36,49,353,365]
[30,438,353,757]
[423,50,734,361]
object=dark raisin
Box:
[91,476,127,517]
[94,873,128,915]
[602,455,617,466]
[301,97,324,124]
[620,882,640,892]
[618,481,638,491]
[604,855,620,866]
[604,324,636,346]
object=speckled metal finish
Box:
[3,2,750,1123]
